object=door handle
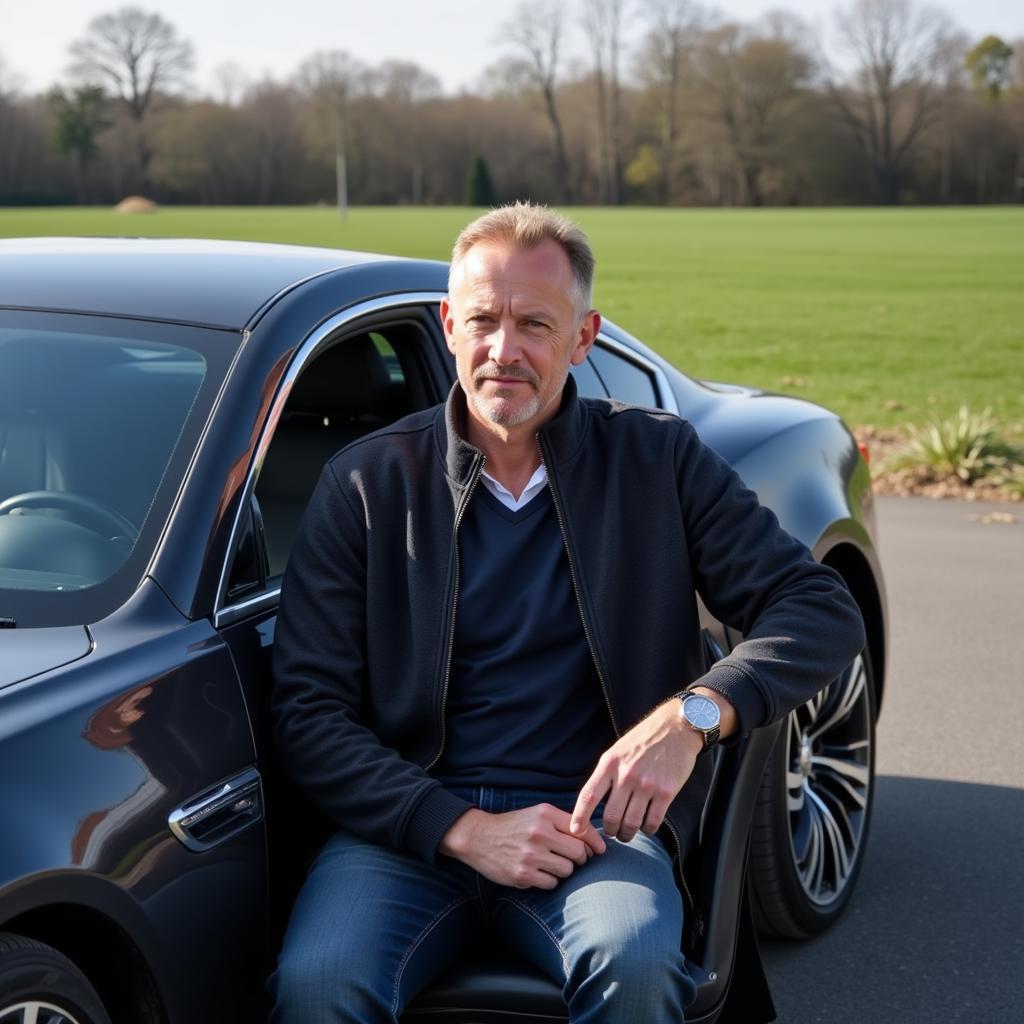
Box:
[168,767,263,852]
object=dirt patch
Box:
[113,195,158,213]
[854,425,1023,503]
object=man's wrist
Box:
[438,806,486,859]
[675,710,708,753]
[684,686,738,741]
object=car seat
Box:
[257,335,401,577]
[403,721,782,1024]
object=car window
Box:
[570,357,606,399]
[0,316,220,627]
[249,324,430,584]
[589,344,660,407]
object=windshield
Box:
[0,313,226,627]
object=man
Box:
[269,203,865,1022]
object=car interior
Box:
[256,331,421,577]
[0,330,205,593]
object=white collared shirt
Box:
[479,463,549,511]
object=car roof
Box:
[0,237,415,330]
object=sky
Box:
[3,0,1023,98]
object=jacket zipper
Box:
[538,434,696,917]
[425,452,485,772]
[538,436,621,736]
[662,817,696,917]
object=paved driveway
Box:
[762,497,1024,1022]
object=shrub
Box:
[884,406,1024,484]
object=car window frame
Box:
[213,298,679,628]
[591,334,679,414]
[213,293,450,628]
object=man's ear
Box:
[439,297,456,355]
[570,310,601,366]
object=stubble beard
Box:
[469,364,549,428]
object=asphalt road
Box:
[761,496,1024,1023]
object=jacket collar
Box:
[439,374,587,487]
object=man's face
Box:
[441,239,599,439]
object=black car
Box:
[0,237,887,1024]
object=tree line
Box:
[1,0,1021,207]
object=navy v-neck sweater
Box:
[434,484,615,791]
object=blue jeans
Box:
[269,787,696,1023]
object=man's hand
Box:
[439,804,606,890]
[570,698,704,843]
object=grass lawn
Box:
[2,205,1021,432]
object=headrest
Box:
[288,336,392,415]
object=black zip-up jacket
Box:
[272,378,866,865]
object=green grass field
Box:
[2,205,1021,432]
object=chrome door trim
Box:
[217,587,281,626]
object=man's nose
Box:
[487,320,522,364]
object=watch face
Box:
[683,694,720,730]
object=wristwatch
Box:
[679,691,721,750]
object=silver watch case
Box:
[680,692,721,750]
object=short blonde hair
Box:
[449,202,595,320]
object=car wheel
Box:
[0,933,111,1024]
[750,646,876,938]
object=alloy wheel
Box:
[784,651,873,907]
[0,1003,84,1024]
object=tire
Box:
[0,933,111,1024]
[750,646,877,938]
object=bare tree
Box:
[242,81,308,204]
[581,0,627,204]
[0,53,33,201]
[0,52,25,99]
[366,61,441,203]
[691,19,815,205]
[68,7,193,192]
[146,80,312,205]
[828,0,955,203]
[294,51,368,215]
[213,62,250,107]
[636,0,704,203]
[930,30,969,201]
[502,1,573,202]
[369,61,441,105]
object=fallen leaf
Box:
[967,512,1017,525]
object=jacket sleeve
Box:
[673,421,867,738]
[271,460,472,862]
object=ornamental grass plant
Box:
[884,406,1024,485]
